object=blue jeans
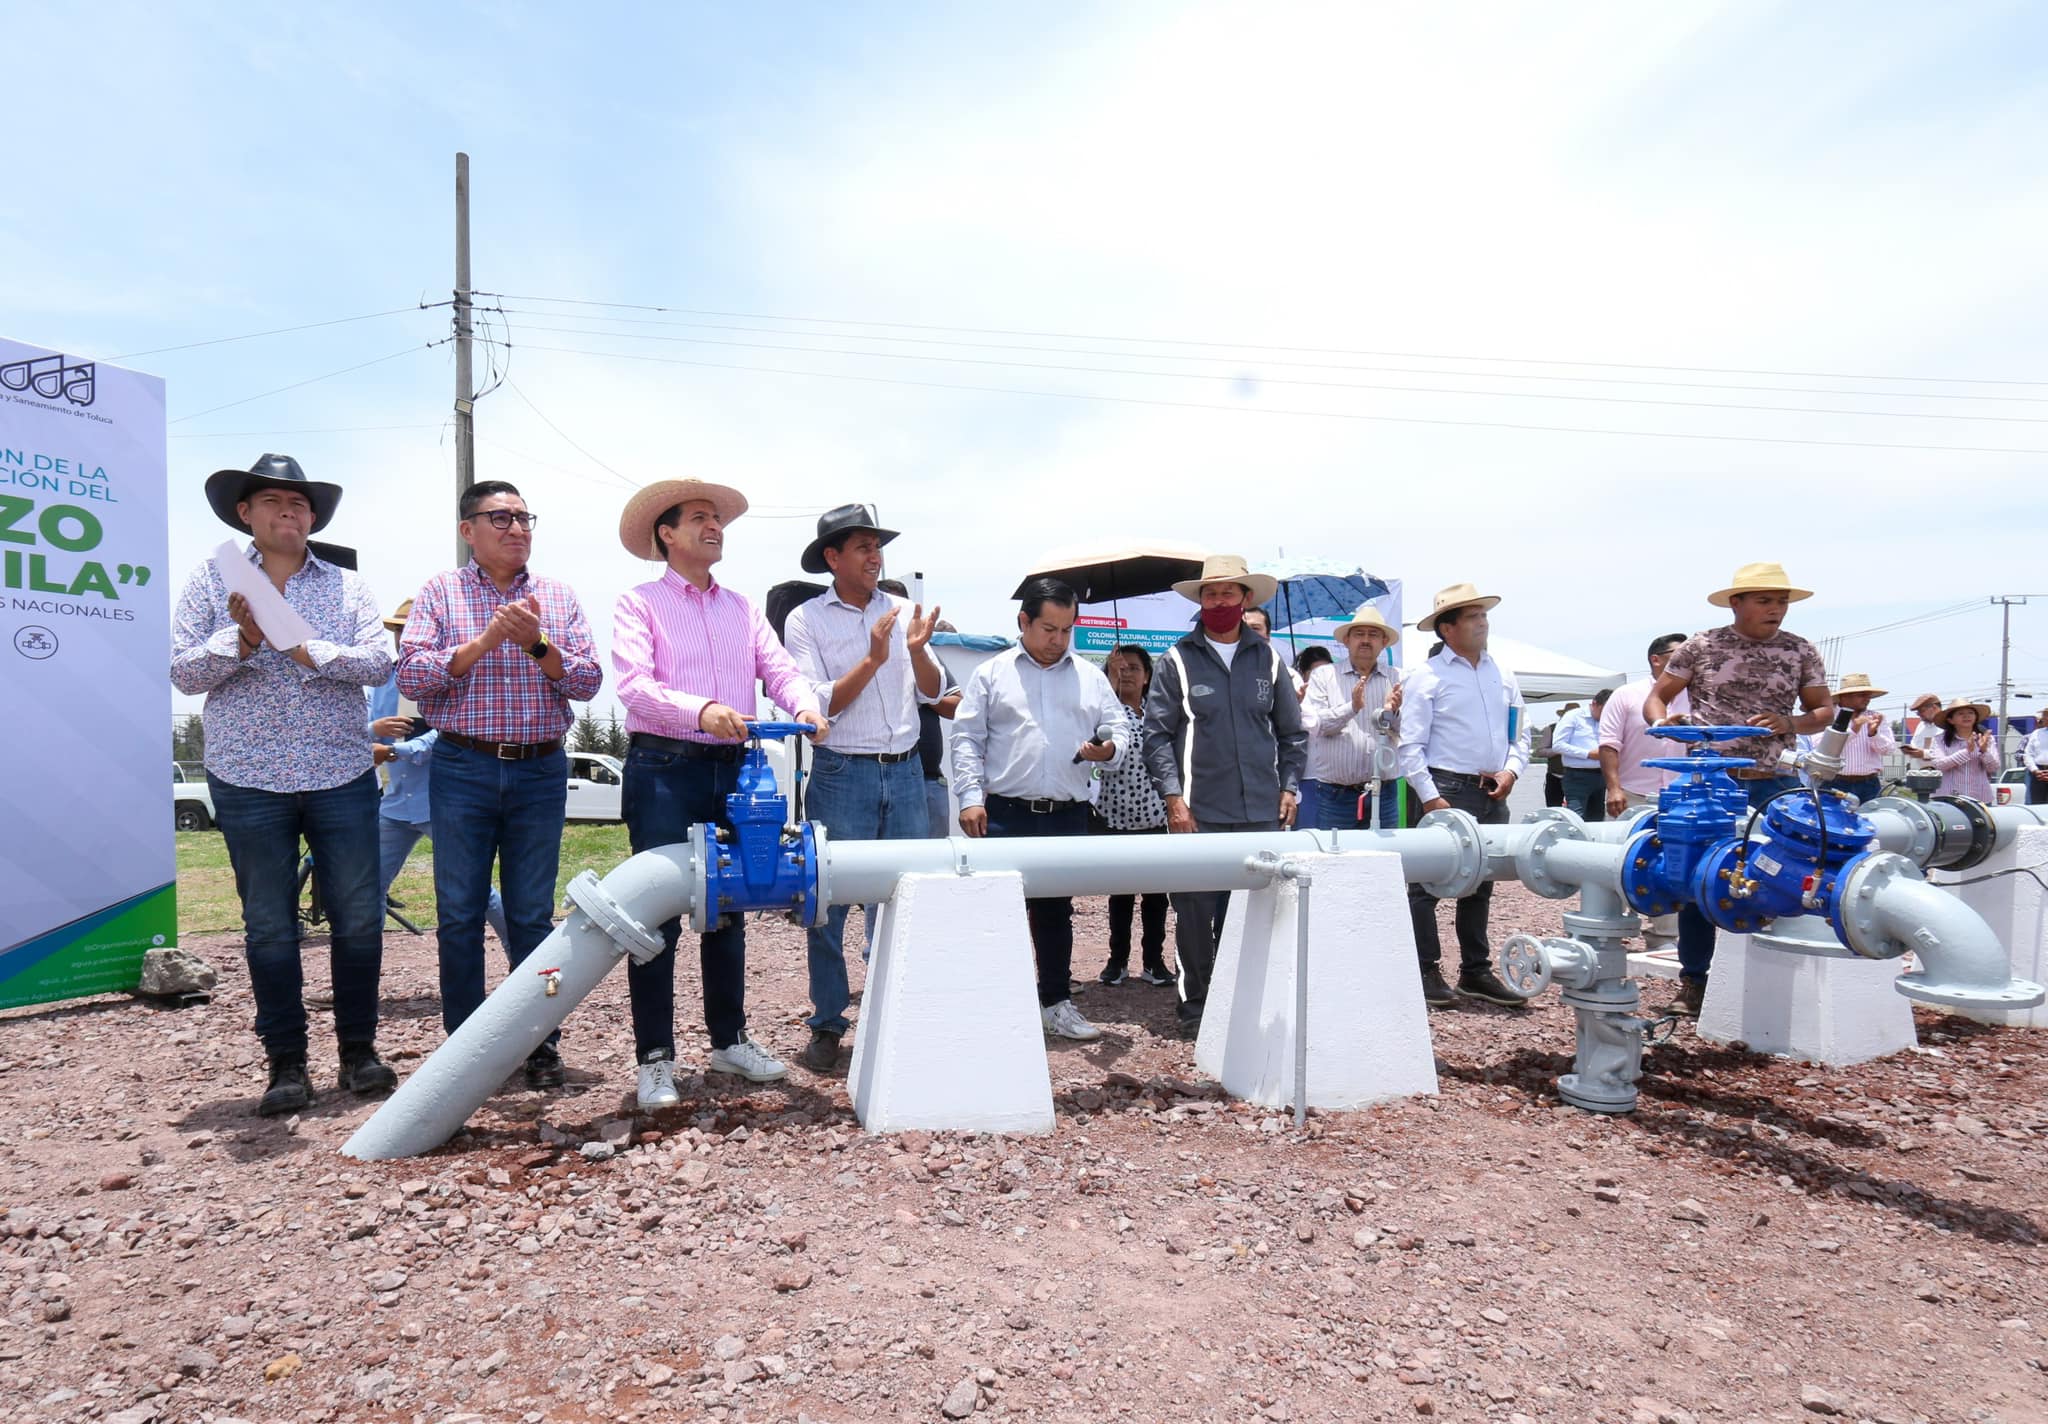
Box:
[378,816,507,946]
[1308,779,1373,831]
[925,777,952,838]
[622,744,748,1057]
[802,747,927,1035]
[1676,776,1804,984]
[1832,774,1882,804]
[430,740,568,1041]
[1561,766,1606,822]
[983,797,1091,1006]
[209,770,383,1059]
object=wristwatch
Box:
[527,637,550,660]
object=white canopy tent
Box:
[1486,635,1627,704]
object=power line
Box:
[471,430,818,516]
[109,304,450,361]
[168,343,446,425]
[476,291,2048,389]
[170,423,443,439]
[480,317,2048,425]
[506,380,634,485]
[483,337,2048,457]
[488,304,2048,405]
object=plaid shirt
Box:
[396,562,602,741]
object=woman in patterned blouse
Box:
[1930,698,2002,801]
[1092,644,1174,987]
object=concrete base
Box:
[1696,930,1917,1065]
[1195,851,1437,1110]
[1931,824,2048,1029]
[1626,947,1682,982]
[847,870,1055,1135]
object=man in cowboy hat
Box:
[1829,674,1896,803]
[782,503,943,1074]
[170,454,398,1116]
[1299,603,1403,830]
[1141,554,1307,1033]
[1644,561,1833,1016]
[366,598,507,953]
[612,480,829,1107]
[398,480,603,1089]
[1395,582,1531,1008]
[1900,691,1947,765]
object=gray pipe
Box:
[1851,865,2044,1010]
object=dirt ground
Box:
[3,884,2044,1424]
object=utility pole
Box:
[1992,595,2029,764]
[453,151,476,568]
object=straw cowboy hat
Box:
[204,453,342,535]
[1834,672,1888,700]
[1934,696,1992,725]
[1331,603,1401,647]
[382,597,412,634]
[617,479,750,561]
[1170,553,1278,606]
[1707,561,1813,608]
[1414,582,1500,631]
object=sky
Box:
[7,1,2047,728]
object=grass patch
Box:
[176,822,634,938]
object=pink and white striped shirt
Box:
[613,568,819,741]
[1931,731,2001,800]
[1837,715,1897,777]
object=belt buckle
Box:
[1029,797,1057,813]
[496,741,520,761]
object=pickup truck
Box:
[173,763,214,831]
[566,752,625,822]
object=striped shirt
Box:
[613,568,819,740]
[1300,661,1397,787]
[169,545,390,793]
[396,562,602,741]
[1838,715,1897,777]
[782,588,934,755]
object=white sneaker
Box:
[1041,999,1102,1042]
[707,1035,787,1083]
[636,1056,681,1109]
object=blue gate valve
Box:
[1620,725,1762,928]
[686,721,825,933]
[1689,784,1878,942]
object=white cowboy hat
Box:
[1934,696,1992,725]
[1708,561,1813,608]
[1834,672,1889,700]
[618,479,750,561]
[1331,603,1401,647]
[1414,582,1500,632]
[1170,553,1279,607]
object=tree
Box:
[171,713,205,766]
[601,710,628,759]
[569,710,603,753]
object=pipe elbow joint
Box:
[1836,854,2046,1010]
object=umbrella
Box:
[1011,539,1208,606]
[1253,556,1391,651]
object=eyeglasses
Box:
[470,510,538,530]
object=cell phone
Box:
[1479,774,1501,795]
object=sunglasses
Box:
[470,510,538,531]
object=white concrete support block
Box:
[1931,824,2048,1030]
[1195,850,1438,1110]
[846,871,1054,1135]
[1696,932,1917,1064]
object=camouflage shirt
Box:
[1663,624,1828,774]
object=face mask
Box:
[1200,604,1244,635]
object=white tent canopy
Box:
[1486,635,1627,704]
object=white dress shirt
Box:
[1396,645,1530,804]
[782,588,935,755]
[1301,661,1396,788]
[2023,726,2048,774]
[1551,707,1602,769]
[951,646,1129,808]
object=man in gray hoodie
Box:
[1143,555,1307,1033]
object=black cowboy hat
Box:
[799,502,899,575]
[204,453,342,534]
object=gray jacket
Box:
[1142,630,1306,824]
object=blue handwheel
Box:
[743,720,813,740]
[1645,725,1768,744]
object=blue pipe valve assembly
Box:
[686,721,825,933]
[1621,723,1879,944]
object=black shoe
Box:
[338,1042,398,1096]
[523,1044,566,1089]
[1667,979,1705,1018]
[1175,999,1204,1036]
[1098,966,1128,987]
[258,1056,312,1117]
[1419,968,1455,1008]
[1138,965,1175,987]
[798,1029,841,1075]
[1458,969,1529,1008]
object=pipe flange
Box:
[1561,907,1639,944]
[564,869,665,965]
[686,823,715,934]
[807,822,832,919]
[1514,812,1588,900]
[1833,850,1922,960]
[1416,808,1486,900]
[1863,796,1937,866]
[1932,795,1998,871]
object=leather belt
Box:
[1323,781,1369,795]
[629,731,743,763]
[988,793,1080,815]
[837,748,918,764]
[1730,768,1784,781]
[440,730,563,762]
[1427,768,1488,786]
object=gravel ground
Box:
[3,884,2044,1424]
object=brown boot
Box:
[1666,979,1704,1018]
